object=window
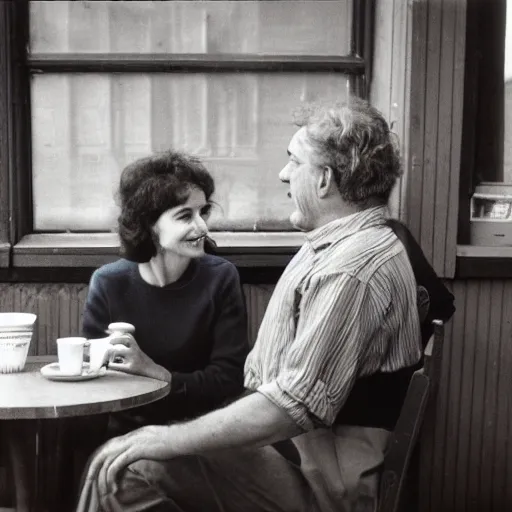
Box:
[458,0,512,248]
[1,0,372,267]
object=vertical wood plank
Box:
[432,0,455,274]
[0,2,11,245]
[478,281,504,511]
[445,0,466,276]
[441,280,466,511]
[466,281,492,511]
[453,280,479,512]
[492,282,512,511]
[407,0,428,240]
[420,0,442,263]
[427,281,453,512]
[406,0,466,278]
[243,283,274,347]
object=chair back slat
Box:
[377,320,444,512]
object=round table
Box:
[0,356,170,512]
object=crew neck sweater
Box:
[82,255,248,423]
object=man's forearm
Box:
[162,391,303,458]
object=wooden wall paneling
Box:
[466,281,492,512]
[421,0,442,266]
[0,284,88,354]
[371,0,395,206]
[507,353,512,512]
[406,0,428,241]
[453,280,478,512]
[426,284,454,512]
[370,0,393,117]
[445,0,466,275]
[370,0,410,220]
[0,3,11,251]
[479,281,505,511]
[418,280,454,512]
[242,284,274,347]
[491,283,512,512]
[406,0,465,278]
[20,285,39,355]
[0,284,13,311]
[390,0,410,221]
[441,280,466,511]
[432,0,455,275]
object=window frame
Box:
[455,0,512,277]
[1,0,373,269]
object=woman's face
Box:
[152,186,212,259]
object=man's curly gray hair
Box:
[293,97,402,206]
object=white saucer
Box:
[40,362,106,382]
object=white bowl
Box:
[0,313,36,373]
[0,331,34,373]
[0,313,37,332]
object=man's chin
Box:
[290,213,310,232]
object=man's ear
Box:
[317,166,335,198]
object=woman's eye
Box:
[201,205,212,217]
[178,213,192,221]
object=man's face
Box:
[279,127,321,231]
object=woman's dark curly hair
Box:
[117,150,215,262]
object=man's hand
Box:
[84,425,173,510]
[108,333,172,382]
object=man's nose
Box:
[279,164,291,183]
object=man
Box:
[77,98,422,512]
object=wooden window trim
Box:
[0,2,12,266]
[12,232,304,268]
[28,54,366,73]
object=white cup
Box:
[89,338,114,373]
[57,337,87,375]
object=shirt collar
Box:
[305,206,389,252]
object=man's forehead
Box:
[288,126,314,156]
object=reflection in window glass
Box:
[30,1,352,56]
[505,1,512,180]
[32,73,350,231]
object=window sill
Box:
[0,243,10,268]
[12,232,305,268]
[457,244,512,278]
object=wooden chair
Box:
[377,319,444,512]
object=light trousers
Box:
[77,426,389,512]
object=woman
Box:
[82,150,249,427]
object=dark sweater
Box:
[82,255,249,423]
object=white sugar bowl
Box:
[0,313,37,373]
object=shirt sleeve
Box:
[257,272,387,431]
[82,269,111,340]
[163,263,249,417]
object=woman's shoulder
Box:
[197,254,238,279]
[91,259,137,285]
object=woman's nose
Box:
[194,214,208,233]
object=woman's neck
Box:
[138,252,191,287]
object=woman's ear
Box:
[317,166,335,198]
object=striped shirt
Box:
[244,206,422,431]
